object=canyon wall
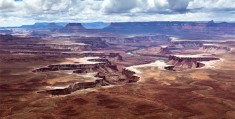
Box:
[35,55,139,95]
[102,21,235,34]
[166,55,219,70]
[199,45,231,54]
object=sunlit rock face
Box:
[33,54,139,95]
[167,55,219,71]
[199,45,231,54]
[170,41,203,49]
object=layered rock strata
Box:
[35,57,139,95]
[166,55,219,71]
[199,45,231,54]
[170,41,203,49]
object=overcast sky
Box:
[0,0,235,27]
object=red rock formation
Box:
[168,55,219,62]
[64,23,86,30]
[159,47,172,54]
[32,63,108,72]
[170,41,203,49]
[103,21,235,34]
[101,35,170,45]
[75,37,109,48]
[167,55,218,70]
[88,58,111,64]
[199,45,231,54]
[38,79,105,95]
[109,53,123,61]
[122,69,140,83]
[35,57,139,95]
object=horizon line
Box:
[1,20,235,28]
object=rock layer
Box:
[35,56,139,95]
[166,55,219,71]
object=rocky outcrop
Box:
[159,47,172,55]
[164,66,175,71]
[37,66,140,95]
[35,56,139,95]
[199,45,231,54]
[64,23,85,30]
[88,58,111,64]
[122,69,140,83]
[108,53,123,61]
[48,44,90,52]
[170,41,203,49]
[38,79,105,95]
[168,55,219,62]
[32,63,108,72]
[167,55,218,71]
[75,37,109,48]
[33,53,123,73]
[103,21,235,34]
[101,35,170,46]
[58,23,87,33]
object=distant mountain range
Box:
[20,22,67,29]
[19,22,110,29]
[1,21,235,38]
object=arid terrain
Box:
[1,21,235,119]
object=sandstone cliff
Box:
[166,55,219,71]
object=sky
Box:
[0,0,235,27]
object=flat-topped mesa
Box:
[167,55,219,70]
[38,79,105,95]
[80,52,123,61]
[64,23,86,30]
[37,64,139,95]
[32,63,108,72]
[103,21,235,34]
[88,58,111,65]
[32,52,123,73]
[168,55,219,62]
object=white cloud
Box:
[0,0,235,27]
[102,0,138,13]
[189,0,235,10]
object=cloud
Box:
[167,0,191,12]
[102,0,138,13]
[23,0,71,14]
[102,0,191,14]
[0,0,15,10]
[0,0,235,27]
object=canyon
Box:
[32,53,140,95]
[0,21,235,119]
